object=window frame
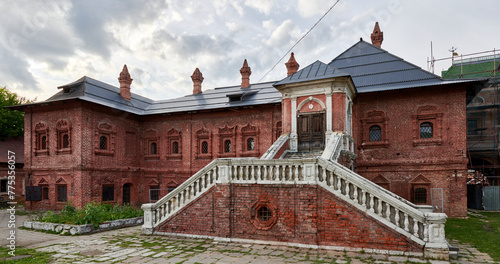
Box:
[144,129,160,160]
[56,119,71,155]
[412,105,443,147]
[34,122,49,156]
[94,122,116,156]
[167,128,182,160]
[361,110,389,148]
[195,127,212,159]
[219,124,237,158]
[57,185,67,202]
[241,123,259,157]
[102,185,115,202]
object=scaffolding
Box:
[434,49,500,187]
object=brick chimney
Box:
[285,52,300,76]
[118,64,133,101]
[371,22,383,48]
[191,68,204,94]
[240,59,251,88]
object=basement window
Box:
[257,206,272,221]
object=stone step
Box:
[282,151,323,159]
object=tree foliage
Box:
[0,86,35,140]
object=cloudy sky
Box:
[1,0,498,102]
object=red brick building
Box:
[0,137,25,204]
[14,24,481,221]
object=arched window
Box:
[369,125,382,141]
[41,136,47,149]
[150,142,157,155]
[224,140,232,153]
[172,141,179,154]
[62,134,69,148]
[99,136,108,150]
[201,141,208,154]
[420,122,433,139]
[414,188,427,204]
[247,137,254,151]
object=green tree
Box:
[0,86,35,140]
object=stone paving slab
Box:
[1,210,497,264]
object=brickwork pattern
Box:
[156,184,422,252]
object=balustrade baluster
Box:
[369,194,374,212]
[424,224,429,242]
[377,198,382,214]
[275,165,279,181]
[359,190,365,206]
[322,168,327,182]
[257,165,262,180]
[404,214,410,232]
[346,183,351,199]
[263,166,268,180]
[239,166,244,180]
[353,186,358,204]
[395,210,400,228]
[413,221,419,237]
[385,203,391,222]
[281,165,285,181]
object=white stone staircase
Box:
[142,133,449,259]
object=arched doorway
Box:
[123,183,131,205]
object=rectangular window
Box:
[102,185,114,201]
[57,185,67,202]
[42,187,49,200]
[467,119,478,135]
[149,186,160,201]
[0,180,7,192]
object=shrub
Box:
[39,201,143,228]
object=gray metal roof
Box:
[41,76,281,116]
[328,40,479,93]
[274,60,350,86]
[12,39,485,114]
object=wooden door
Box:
[298,113,325,151]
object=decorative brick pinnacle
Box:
[240,59,252,88]
[371,22,383,48]
[118,64,133,101]
[285,52,300,77]
[191,68,204,94]
[118,64,133,84]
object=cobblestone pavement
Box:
[5,224,494,264]
[1,210,498,264]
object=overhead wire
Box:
[257,0,341,83]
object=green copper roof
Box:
[442,57,500,79]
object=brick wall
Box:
[156,184,422,252]
[24,101,282,209]
[354,85,468,216]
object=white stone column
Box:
[325,92,333,144]
[326,92,333,132]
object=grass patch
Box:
[0,246,52,264]
[446,211,500,261]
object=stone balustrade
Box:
[142,133,448,258]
